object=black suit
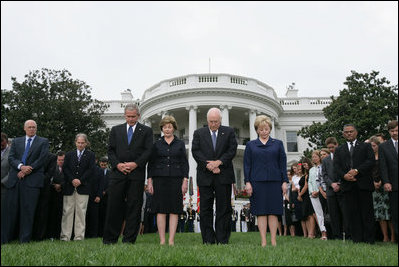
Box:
[334,140,375,243]
[322,154,347,239]
[46,164,65,239]
[86,165,105,238]
[192,126,237,244]
[379,139,398,239]
[63,150,95,196]
[98,167,110,237]
[1,135,49,244]
[32,153,57,241]
[103,122,153,244]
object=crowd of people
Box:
[1,104,397,247]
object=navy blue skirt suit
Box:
[244,138,288,216]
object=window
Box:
[286,131,298,152]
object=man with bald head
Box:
[192,107,238,244]
[1,120,49,244]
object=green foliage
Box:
[1,68,110,157]
[299,70,398,148]
[1,233,397,266]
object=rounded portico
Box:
[102,74,333,210]
[139,74,284,202]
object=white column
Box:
[143,118,152,128]
[158,111,167,136]
[271,117,275,138]
[249,109,257,140]
[186,105,198,205]
[220,105,231,126]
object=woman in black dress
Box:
[297,157,316,238]
[147,116,189,245]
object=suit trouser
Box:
[1,180,40,244]
[343,188,374,243]
[86,198,100,238]
[103,178,144,244]
[60,190,89,240]
[327,192,346,239]
[199,179,232,244]
[32,184,51,241]
[47,188,63,239]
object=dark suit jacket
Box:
[334,141,375,192]
[51,165,65,186]
[148,136,189,178]
[243,138,288,183]
[379,139,398,191]
[90,166,105,199]
[7,136,49,188]
[322,154,337,197]
[192,126,237,186]
[63,149,95,195]
[108,122,153,181]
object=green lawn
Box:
[1,232,397,266]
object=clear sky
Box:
[1,1,397,101]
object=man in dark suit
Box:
[32,152,57,241]
[46,151,66,240]
[334,124,375,244]
[379,120,398,242]
[98,157,110,237]
[1,120,49,244]
[1,132,10,217]
[322,137,349,240]
[60,133,95,241]
[192,107,237,244]
[103,103,153,244]
[85,160,105,238]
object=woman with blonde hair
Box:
[244,115,288,246]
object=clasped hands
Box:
[17,165,33,179]
[117,162,138,175]
[343,169,358,182]
[206,160,222,174]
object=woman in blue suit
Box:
[244,115,288,247]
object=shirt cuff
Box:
[18,163,23,170]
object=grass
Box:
[1,232,397,266]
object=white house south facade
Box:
[101,73,333,205]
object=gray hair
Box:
[24,120,37,127]
[124,103,140,115]
[206,107,222,119]
[75,133,90,146]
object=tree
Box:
[1,68,110,157]
[298,70,398,148]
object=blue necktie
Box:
[21,138,32,165]
[128,126,133,145]
[212,131,217,151]
[78,150,83,161]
